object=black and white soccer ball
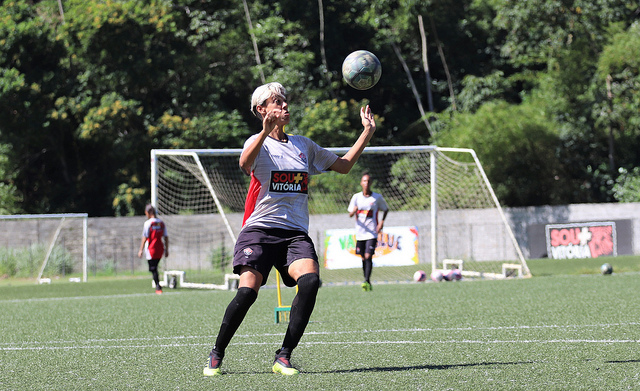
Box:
[600,263,613,275]
[342,50,382,90]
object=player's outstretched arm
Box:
[330,105,376,174]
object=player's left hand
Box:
[360,105,376,132]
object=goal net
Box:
[0,214,88,283]
[151,146,530,288]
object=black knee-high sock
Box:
[279,273,320,357]
[151,270,160,288]
[363,257,373,283]
[213,287,257,356]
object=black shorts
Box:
[233,227,318,287]
[355,238,377,257]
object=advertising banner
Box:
[545,222,617,259]
[324,226,419,270]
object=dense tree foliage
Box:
[0,0,638,216]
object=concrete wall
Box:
[2,202,638,275]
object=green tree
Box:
[612,167,640,202]
[595,21,640,173]
[461,0,639,204]
[495,0,635,67]
[2,0,640,215]
[432,98,573,206]
[295,99,377,146]
[0,1,74,213]
[0,1,259,215]
[0,143,21,214]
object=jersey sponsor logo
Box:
[242,247,253,257]
[357,209,374,218]
[150,222,164,231]
[270,170,308,194]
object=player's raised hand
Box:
[360,105,376,132]
[263,108,282,133]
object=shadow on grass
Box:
[215,360,536,376]
[306,360,535,374]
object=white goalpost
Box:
[0,213,88,283]
[150,146,530,288]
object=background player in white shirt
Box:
[348,172,389,291]
[204,82,377,377]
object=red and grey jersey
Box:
[348,192,389,240]
[142,217,167,260]
[241,134,338,233]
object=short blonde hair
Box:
[250,82,287,120]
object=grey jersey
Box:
[241,134,338,233]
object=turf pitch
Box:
[1,271,640,390]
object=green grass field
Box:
[2,257,640,390]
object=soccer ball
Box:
[447,268,462,281]
[600,263,613,275]
[430,270,443,282]
[413,270,427,282]
[342,50,382,90]
[442,269,462,281]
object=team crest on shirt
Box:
[270,170,308,194]
[243,248,253,257]
[298,153,307,164]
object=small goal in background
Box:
[0,213,88,283]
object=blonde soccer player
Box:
[204,82,376,376]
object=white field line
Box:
[4,340,640,352]
[0,292,176,303]
[3,323,640,351]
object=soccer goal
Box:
[150,146,530,287]
[0,214,88,283]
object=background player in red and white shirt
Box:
[204,82,377,377]
[138,204,169,294]
[348,172,389,291]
